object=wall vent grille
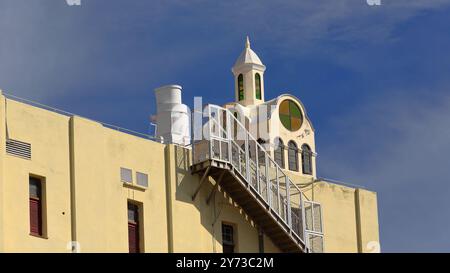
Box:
[6,139,31,160]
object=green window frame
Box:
[238,74,244,101]
[255,73,261,100]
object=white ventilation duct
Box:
[154,85,191,146]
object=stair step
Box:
[190,160,306,253]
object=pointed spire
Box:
[245,36,250,49]
[232,35,264,71]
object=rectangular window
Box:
[128,202,141,253]
[238,74,244,101]
[121,167,133,184]
[136,172,148,188]
[274,148,285,168]
[29,176,44,237]
[302,154,312,175]
[222,223,235,253]
[288,149,298,171]
[255,83,261,100]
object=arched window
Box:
[301,144,312,175]
[288,141,298,171]
[274,138,285,168]
[255,73,261,100]
[238,74,244,101]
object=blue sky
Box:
[1,0,450,252]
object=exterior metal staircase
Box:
[191,104,321,253]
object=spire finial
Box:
[245,36,250,49]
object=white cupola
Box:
[231,36,266,106]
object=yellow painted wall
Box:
[70,116,169,252]
[0,94,379,253]
[301,181,380,253]
[165,145,281,253]
[0,96,282,253]
[355,188,380,253]
[2,98,72,252]
[0,92,5,252]
[0,98,170,252]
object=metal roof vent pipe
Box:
[154,84,191,146]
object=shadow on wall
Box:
[172,145,257,252]
[175,145,191,188]
[173,145,215,225]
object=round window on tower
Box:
[279,99,303,131]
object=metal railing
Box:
[304,200,324,253]
[192,104,314,246]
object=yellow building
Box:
[0,38,379,253]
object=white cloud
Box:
[1,0,450,101]
[317,89,450,251]
[204,0,450,52]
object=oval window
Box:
[279,99,303,131]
